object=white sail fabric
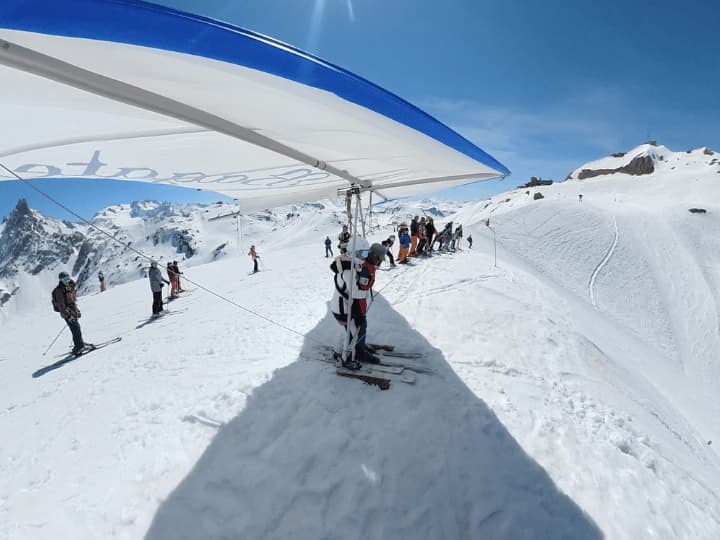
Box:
[0,0,509,211]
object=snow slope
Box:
[2,145,720,539]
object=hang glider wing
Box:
[0,0,510,211]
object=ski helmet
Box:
[368,243,386,264]
[58,271,70,282]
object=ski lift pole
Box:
[43,324,67,356]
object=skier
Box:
[425,218,437,253]
[148,261,169,317]
[248,245,259,273]
[579,193,584,203]
[452,224,463,250]
[52,271,86,354]
[416,217,427,256]
[439,222,453,252]
[330,237,386,369]
[409,216,419,256]
[98,271,106,292]
[172,261,184,292]
[467,234,473,249]
[166,262,178,298]
[381,236,396,267]
[324,236,333,258]
[397,225,411,264]
[337,225,351,253]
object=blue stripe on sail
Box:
[0,0,510,176]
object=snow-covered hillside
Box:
[2,144,720,539]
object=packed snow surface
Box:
[2,144,720,539]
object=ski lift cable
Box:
[1,162,325,345]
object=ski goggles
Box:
[60,275,70,283]
[356,249,369,259]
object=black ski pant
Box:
[65,317,84,351]
[348,302,371,361]
[253,258,259,273]
[417,238,427,255]
[152,291,163,314]
[325,245,333,257]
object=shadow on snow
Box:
[145,296,602,540]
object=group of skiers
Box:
[52,259,187,354]
[148,260,184,317]
[328,216,472,266]
[51,212,475,360]
[399,216,470,259]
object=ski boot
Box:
[342,358,362,370]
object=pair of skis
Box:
[33,337,122,378]
[316,344,427,391]
[136,308,187,328]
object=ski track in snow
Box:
[588,216,619,307]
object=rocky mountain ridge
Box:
[567,143,719,181]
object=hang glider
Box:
[0,0,510,212]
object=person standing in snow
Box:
[52,271,86,354]
[167,262,178,298]
[171,261,184,292]
[324,236,333,258]
[330,237,386,368]
[248,245,259,273]
[416,217,427,256]
[425,218,437,253]
[148,261,169,317]
[337,225,351,254]
[381,236,396,267]
[397,225,411,264]
[409,216,420,257]
[467,234,473,249]
[452,224,463,250]
[579,193,583,203]
[98,271,106,292]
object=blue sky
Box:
[2,0,718,220]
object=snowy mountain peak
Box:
[0,198,83,279]
[567,143,718,181]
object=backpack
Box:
[51,288,61,312]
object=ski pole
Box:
[43,325,67,356]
